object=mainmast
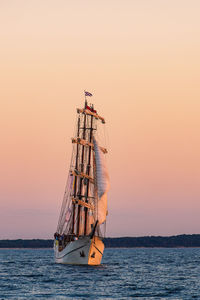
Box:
[76,100,87,236]
[84,104,94,235]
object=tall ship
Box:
[54,91,110,265]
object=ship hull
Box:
[54,236,104,265]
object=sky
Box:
[0,0,200,238]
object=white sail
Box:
[93,137,109,224]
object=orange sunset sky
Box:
[0,0,200,238]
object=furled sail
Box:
[93,137,109,224]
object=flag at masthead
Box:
[85,91,93,97]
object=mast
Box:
[76,99,87,236]
[71,115,80,234]
[84,108,94,235]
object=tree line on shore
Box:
[0,234,200,248]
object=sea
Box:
[0,248,200,299]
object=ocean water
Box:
[0,248,200,299]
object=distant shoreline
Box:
[1,234,200,248]
[1,247,200,250]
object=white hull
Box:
[54,236,104,265]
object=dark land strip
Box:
[1,234,200,248]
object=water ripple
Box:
[0,248,200,299]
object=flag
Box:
[85,91,93,97]
[86,105,97,113]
